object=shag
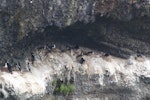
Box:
[135,54,145,62]
[16,62,21,72]
[5,62,13,74]
[79,58,85,64]
[26,62,31,72]
[31,52,35,65]
[104,53,109,57]
[51,44,56,49]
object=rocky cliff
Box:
[0,0,150,100]
[0,46,150,100]
[0,0,150,51]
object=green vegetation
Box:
[52,80,57,86]
[53,79,75,95]
[60,83,75,94]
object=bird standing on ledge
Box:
[16,62,22,72]
[5,62,13,74]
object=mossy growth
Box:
[52,80,57,86]
[60,83,75,94]
[53,78,75,95]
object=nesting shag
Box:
[31,52,35,65]
[26,62,31,72]
[16,62,22,72]
[102,53,111,62]
[135,54,145,62]
[104,53,109,57]
[5,62,13,74]
[51,44,56,49]
[79,58,85,64]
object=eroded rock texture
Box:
[0,0,150,100]
[0,0,150,50]
[0,47,150,100]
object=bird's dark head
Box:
[104,53,109,57]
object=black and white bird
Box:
[46,44,56,51]
[135,54,145,62]
[26,62,31,72]
[16,62,22,72]
[102,53,111,62]
[79,57,85,64]
[51,44,56,49]
[5,62,13,74]
[31,52,35,65]
[104,53,109,57]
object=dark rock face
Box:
[1,1,150,100]
[0,0,150,52]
